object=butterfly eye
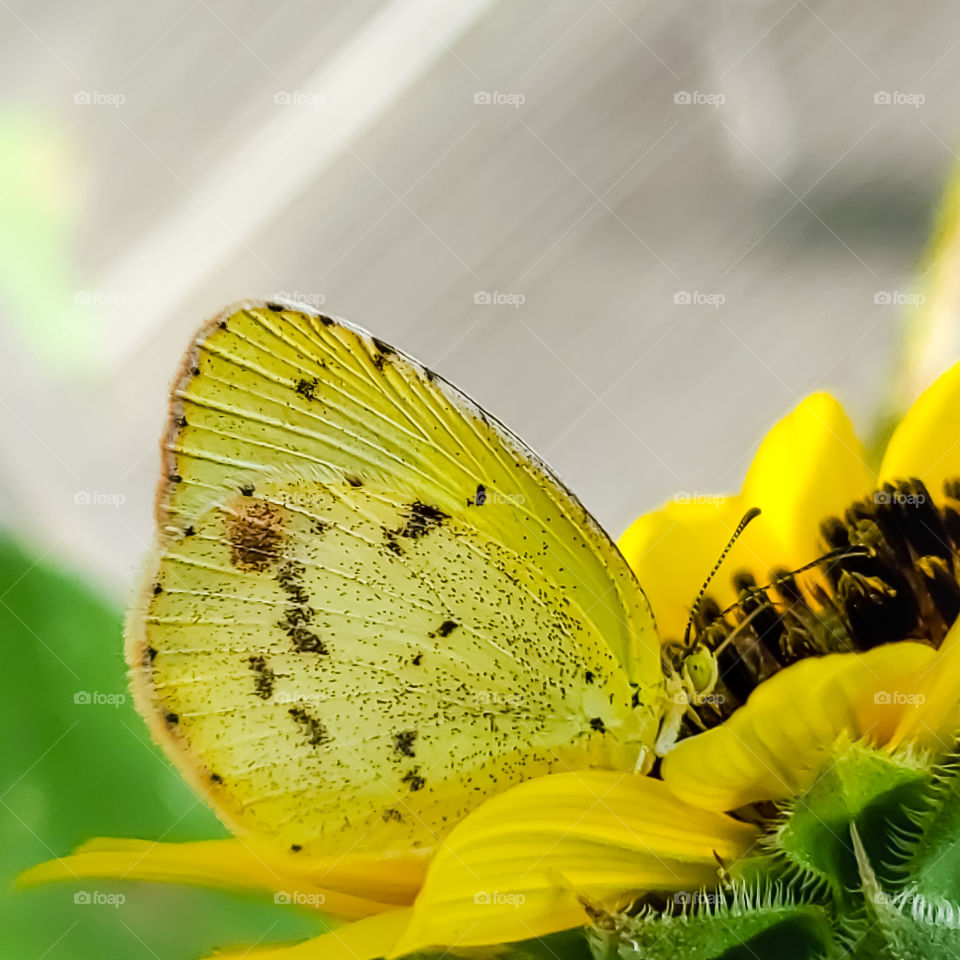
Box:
[682,647,717,697]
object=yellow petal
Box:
[618,394,874,642]
[662,643,937,811]
[392,770,757,955]
[18,838,428,920]
[890,617,960,753]
[741,392,875,574]
[618,493,746,641]
[209,909,412,960]
[880,358,960,498]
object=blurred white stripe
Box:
[96,0,496,370]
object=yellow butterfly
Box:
[128,300,663,857]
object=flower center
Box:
[663,476,960,737]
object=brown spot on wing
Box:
[226,500,284,572]
[393,729,417,757]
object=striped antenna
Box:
[682,507,762,648]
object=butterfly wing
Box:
[128,301,661,855]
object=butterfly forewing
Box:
[129,301,661,854]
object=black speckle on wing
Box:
[289,706,330,747]
[402,768,426,792]
[296,377,319,401]
[385,501,449,548]
[248,654,276,699]
[276,560,310,605]
[393,729,418,757]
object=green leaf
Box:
[869,893,960,957]
[1,535,324,960]
[775,742,929,897]
[839,820,960,958]
[897,758,960,902]
[587,887,834,960]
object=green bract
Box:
[593,743,960,959]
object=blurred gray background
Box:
[0,0,957,599]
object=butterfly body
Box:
[129,301,662,855]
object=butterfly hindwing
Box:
[128,301,661,854]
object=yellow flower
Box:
[397,358,960,954]
[17,776,758,958]
[620,359,960,813]
[23,361,960,959]
[19,839,428,959]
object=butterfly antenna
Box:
[710,543,873,623]
[682,507,762,649]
